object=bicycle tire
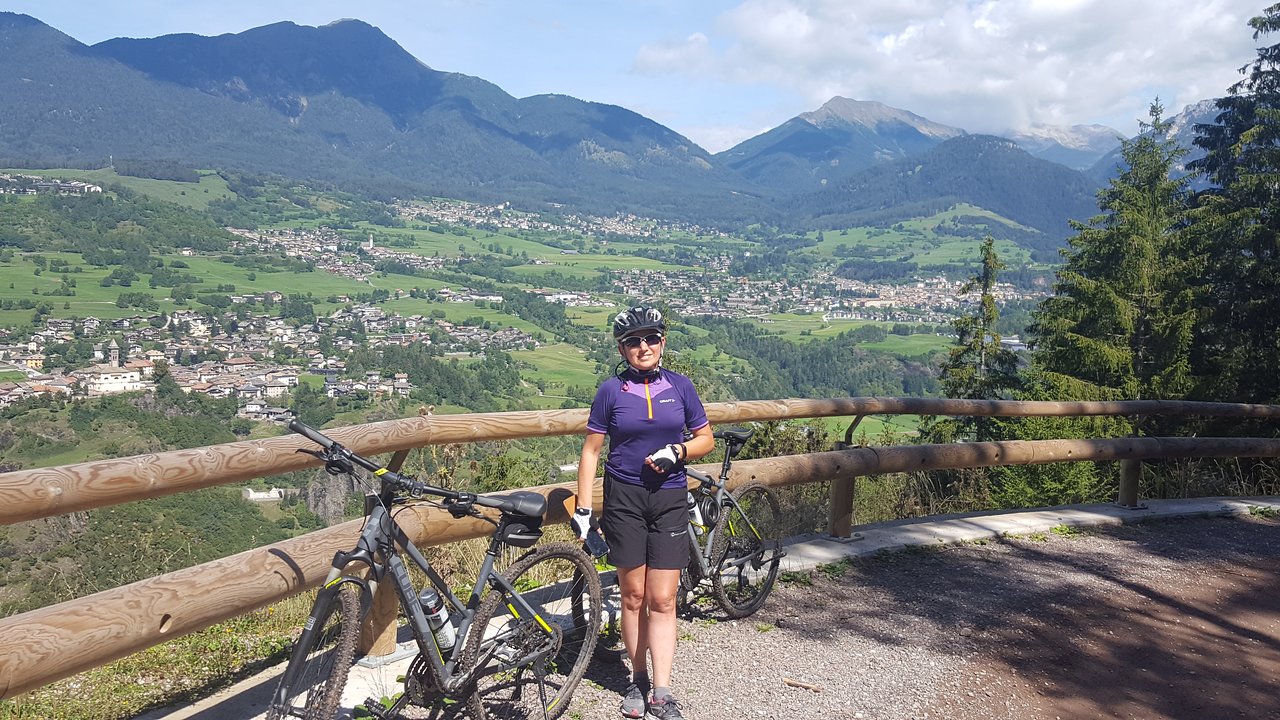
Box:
[710,483,783,619]
[676,564,694,616]
[265,581,362,720]
[461,542,602,720]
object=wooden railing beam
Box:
[5,398,1280,527]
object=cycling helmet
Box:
[612,306,666,340]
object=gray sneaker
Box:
[619,682,646,718]
[646,694,687,720]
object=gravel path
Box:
[564,514,1280,720]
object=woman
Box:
[573,306,714,720]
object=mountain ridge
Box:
[0,12,1145,242]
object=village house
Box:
[74,364,146,396]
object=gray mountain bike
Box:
[266,419,602,720]
[677,428,785,618]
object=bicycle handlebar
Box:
[287,418,505,512]
[289,417,337,450]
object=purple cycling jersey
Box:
[586,367,709,489]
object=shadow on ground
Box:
[765,515,1280,719]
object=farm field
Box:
[508,342,599,393]
[1,167,235,210]
[803,204,1041,267]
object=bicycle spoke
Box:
[462,543,601,720]
[265,582,362,720]
[711,484,783,618]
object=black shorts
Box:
[600,474,690,570]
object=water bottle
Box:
[418,587,456,652]
[687,492,704,535]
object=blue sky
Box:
[5,1,1261,152]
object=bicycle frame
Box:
[683,468,726,578]
[683,439,763,579]
[272,428,570,713]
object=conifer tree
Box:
[1029,101,1193,418]
[987,102,1193,508]
[1187,4,1280,406]
[926,236,1020,442]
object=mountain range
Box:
[0,13,1214,245]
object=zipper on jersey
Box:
[645,377,653,420]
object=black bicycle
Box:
[266,419,602,720]
[677,428,785,618]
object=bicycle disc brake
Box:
[403,654,471,717]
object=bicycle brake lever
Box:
[444,500,473,519]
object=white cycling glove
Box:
[647,443,683,473]
[570,507,592,540]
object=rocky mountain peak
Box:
[800,97,965,139]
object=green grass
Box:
[381,299,546,335]
[0,249,405,326]
[744,314,949,356]
[508,342,599,391]
[821,415,920,443]
[0,596,310,720]
[859,334,951,357]
[506,254,685,281]
[746,313,876,338]
[565,307,617,333]
[1,168,234,210]
[802,204,1043,268]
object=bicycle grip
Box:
[289,418,335,449]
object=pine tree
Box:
[986,101,1194,508]
[1187,4,1280,406]
[1029,101,1193,417]
[926,236,1020,442]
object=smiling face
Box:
[617,331,665,372]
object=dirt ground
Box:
[905,515,1280,720]
[568,513,1280,720]
[139,512,1279,720]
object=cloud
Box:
[634,32,716,74]
[639,0,1259,139]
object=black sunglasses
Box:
[619,333,664,348]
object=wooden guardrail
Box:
[4,397,1279,525]
[1,398,1279,699]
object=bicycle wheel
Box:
[676,564,693,616]
[710,483,783,619]
[265,581,363,720]
[461,542,602,720]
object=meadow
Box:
[803,204,1041,268]
[1,167,234,210]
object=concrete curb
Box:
[779,495,1280,572]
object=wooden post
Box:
[1117,458,1142,508]
[360,448,413,657]
[827,476,855,538]
[829,415,865,537]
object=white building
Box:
[75,364,146,396]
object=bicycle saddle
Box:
[715,428,754,444]
[490,491,548,518]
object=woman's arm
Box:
[682,423,715,462]
[576,432,606,512]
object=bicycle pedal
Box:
[360,698,391,719]
[494,643,520,663]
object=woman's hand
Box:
[570,507,593,540]
[645,443,683,473]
